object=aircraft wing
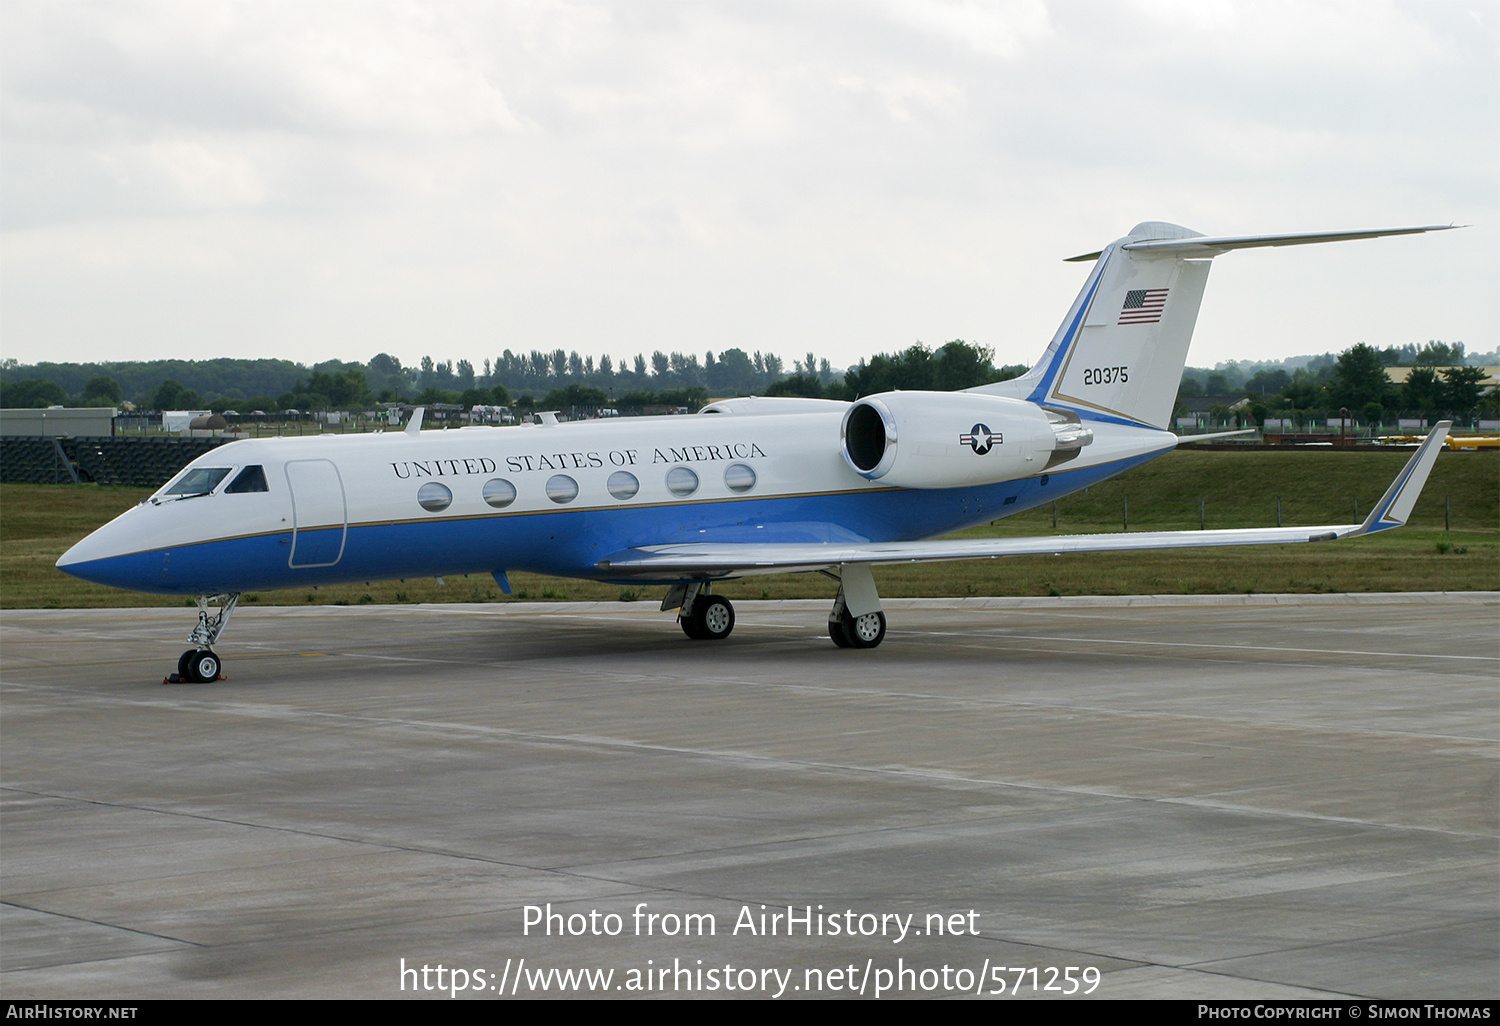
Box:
[596,423,1450,579]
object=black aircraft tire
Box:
[178,650,195,678]
[829,618,854,648]
[187,650,221,683]
[680,615,704,639]
[842,610,887,649]
[692,596,735,641]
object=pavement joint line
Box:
[1,899,205,949]
[4,786,1064,915]
[1138,961,1362,1000]
[924,630,1500,661]
[884,639,1496,677]
[1182,913,1500,973]
[0,785,623,878]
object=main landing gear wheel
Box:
[831,610,886,649]
[681,595,735,641]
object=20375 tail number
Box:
[1082,366,1129,385]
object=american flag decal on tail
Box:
[1118,288,1168,325]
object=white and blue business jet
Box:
[59,221,1456,682]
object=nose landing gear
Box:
[166,594,238,684]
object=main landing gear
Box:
[166,593,239,684]
[661,563,889,649]
[826,563,886,649]
[666,582,736,641]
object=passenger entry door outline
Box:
[285,459,347,568]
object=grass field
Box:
[2,448,1495,609]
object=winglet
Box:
[1347,421,1450,536]
[405,407,425,436]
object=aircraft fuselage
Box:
[59,410,1175,595]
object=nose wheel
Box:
[172,649,223,684]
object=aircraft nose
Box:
[57,532,113,581]
[56,513,145,583]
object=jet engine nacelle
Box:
[840,391,1092,489]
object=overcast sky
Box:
[2,0,1495,377]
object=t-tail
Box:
[970,221,1460,430]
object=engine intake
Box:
[840,392,1092,489]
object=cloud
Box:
[1,0,1493,370]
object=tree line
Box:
[2,338,1490,422]
[1179,342,1495,423]
[0,342,1020,414]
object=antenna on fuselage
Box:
[405,407,425,436]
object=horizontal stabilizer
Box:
[1176,429,1256,444]
[1067,224,1461,262]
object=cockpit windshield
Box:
[161,467,232,498]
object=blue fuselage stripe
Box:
[63,451,1163,594]
[1027,250,1110,405]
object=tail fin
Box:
[970,221,1460,430]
